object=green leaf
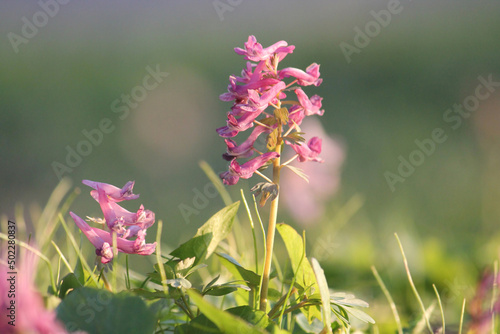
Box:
[273,107,289,125]
[204,286,238,296]
[267,128,279,150]
[58,273,82,299]
[257,117,277,127]
[57,287,156,334]
[217,253,261,287]
[311,258,332,333]
[342,306,375,324]
[204,280,251,296]
[276,223,321,322]
[130,288,167,299]
[276,224,318,294]
[203,275,220,293]
[295,313,324,333]
[174,314,219,334]
[227,306,270,329]
[283,165,309,183]
[187,290,268,334]
[284,131,305,144]
[331,292,369,308]
[73,257,85,285]
[171,202,240,265]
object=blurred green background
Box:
[2,0,500,328]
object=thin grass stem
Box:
[51,240,73,273]
[154,220,169,293]
[433,284,445,334]
[371,265,403,334]
[395,233,433,334]
[240,190,259,275]
[459,298,466,334]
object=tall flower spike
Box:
[218,36,326,312]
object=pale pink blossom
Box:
[279,63,323,87]
[219,75,280,103]
[70,212,156,264]
[290,137,323,163]
[94,187,154,236]
[223,125,270,161]
[82,180,139,202]
[71,180,157,263]
[234,35,294,62]
[295,88,324,116]
[217,81,286,138]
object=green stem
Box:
[259,148,281,311]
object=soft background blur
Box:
[2,0,500,328]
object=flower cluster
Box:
[69,180,156,264]
[217,35,325,186]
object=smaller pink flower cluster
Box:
[70,180,156,264]
[217,36,325,185]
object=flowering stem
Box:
[259,146,281,311]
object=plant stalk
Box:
[259,150,281,311]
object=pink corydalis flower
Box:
[234,35,295,62]
[223,125,270,161]
[94,186,155,235]
[220,152,279,185]
[279,63,323,87]
[70,212,156,264]
[82,179,139,202]
[291,137,324,163]
[70,180,156,264]
[0,249,70,334]
[294,88,324,117]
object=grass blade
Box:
[395,233,433,334]
[433,284,445,334]
[459,298,466,334]
[371,265,403,334]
